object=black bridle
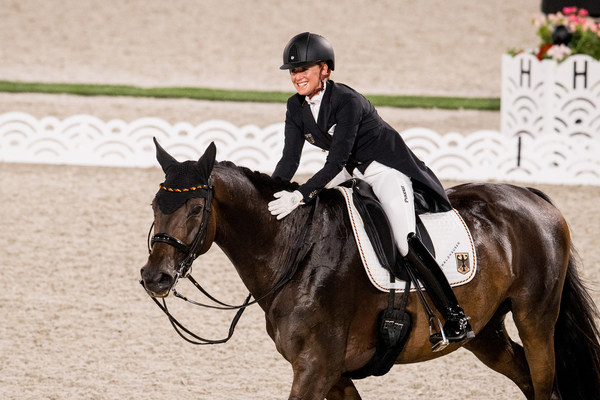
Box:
[141,182,318,345]
[149,179,214,280]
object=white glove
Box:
[268,190,304,220]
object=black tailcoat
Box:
[272,81,451,212]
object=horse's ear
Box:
[154,137,179,174]
[196,142,217,179]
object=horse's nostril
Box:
[157,272,174,287]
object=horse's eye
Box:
[190,205,203,216]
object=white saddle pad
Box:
[336,186,477,293]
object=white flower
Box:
[546,44,572,61]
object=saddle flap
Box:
[340,179,397,270]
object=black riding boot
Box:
[403,233,475,344]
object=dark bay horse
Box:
[140,141,600,400]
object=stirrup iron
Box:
[429,314,449,352]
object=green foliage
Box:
[573,28,600,59]
[537,25,553,45]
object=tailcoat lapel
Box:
[301,102,321,146]
[300,82,335,149]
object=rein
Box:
[142,191,318,345]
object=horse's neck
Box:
[212,166,295,301]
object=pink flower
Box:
[563,6,577,15]
[584,20,597,32]
[578,9,589,17]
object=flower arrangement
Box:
[509,7,600,62]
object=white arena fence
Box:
[501,54,600,140]
[0,112,598,185]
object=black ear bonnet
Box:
[153,138,216,214]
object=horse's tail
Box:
[526,186,554,205]
[554,248,600,399]
[525,187,600,397]
[527,188,600,400]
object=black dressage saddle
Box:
[339,178,435,279]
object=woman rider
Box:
[267,32,474,346]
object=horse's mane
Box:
[215,160,300,196]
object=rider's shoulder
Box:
[329,81,368,108]
[287,92,305,108]
[328,81,357,95]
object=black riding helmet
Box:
[280,32,335,71]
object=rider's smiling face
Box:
[289,63,328,98]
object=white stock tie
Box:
[306,82,326,122]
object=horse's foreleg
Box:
[326,377,362,400]
[282,327,352,400]
[286,354,362,400]
[287,352,344,400]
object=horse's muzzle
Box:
[140,266,176,298]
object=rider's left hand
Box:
[268,190,304,220]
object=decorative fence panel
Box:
[1,112,598,185]
[501,53,600,139]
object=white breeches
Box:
[352,161,415,256]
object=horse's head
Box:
[140,139,217,297]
